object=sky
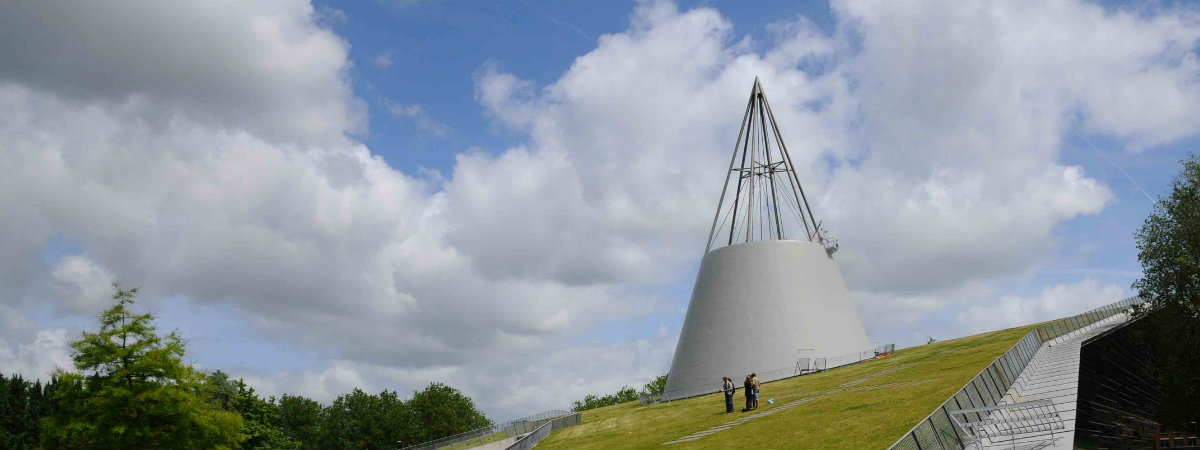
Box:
[0,0,1197,420]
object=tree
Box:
[571,386,639,411]
[1,373,39,450]
[278,394,322,450]
[206,371,294,450]
[1132,154,1200,427]
[641,375,668,397]
[317,388,411,450]
[40,284,244,450]
[405,382,490,445]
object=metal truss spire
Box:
[704,78,835,255]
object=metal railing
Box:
[877,343,897,356]
[502,412,581,450]
[637,392,663,406]
[887,296,1142,450]
[658,345,890,402]
[399,409,572,450]
[947,399,1064,450]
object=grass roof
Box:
[536,323,1037,450]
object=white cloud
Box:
[316,6,348,25]
[955,277,1125,334]
[0,328,74,380]
[231,334,676,418]
[373,50,394,68]
[0,0,1197,419]
[0,0,364,146]
[50,256,115,315]
[384,100,450,137]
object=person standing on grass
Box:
[722,377,735,413]
[750,373,761,409]
[743,374,754,412]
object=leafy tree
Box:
[0,373,46,450]
[641,375,668,397]
[1132,154,1200,427]
[571,386,639,411]
[40,284,245,450]
[405,382,491,445]
[317,388,411,450]
[278,394,322,450]
[206,371,294,450]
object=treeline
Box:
[0,374,51,450]
[571,374,667,412]
[1,285,490,450]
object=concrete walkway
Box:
[985,313,1128,450]
[470,434,524,450]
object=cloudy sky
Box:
[1,0,1197,419]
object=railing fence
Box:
[887,296,1142,450]
[502,412,581,450]
[657,344,893,403]
[398,409,572,450]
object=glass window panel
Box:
[931,408,965,450]
[912,421,942,450]
[892,434,920,450]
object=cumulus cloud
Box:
[955,278,1125,334]
[374,50,394,68]
[0,0,1197,418]
[383,100,450,137]
[0,327,74,381]
[0,0,364,145]
[460,0,1197,301]
[50,256,115,315]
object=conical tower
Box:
[663,78,871,400]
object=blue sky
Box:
[0,0,1198,419]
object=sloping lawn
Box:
[536,324,1036,450]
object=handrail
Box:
[398,409,572,450]
[658,344,891,402]
[502,412,581,450]
[886,296,1142,450]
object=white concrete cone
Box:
[663,240,871,400]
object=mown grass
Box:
[536,324,1037,450]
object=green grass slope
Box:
[537,324,1037,450]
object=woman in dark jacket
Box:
[743,375,754,411]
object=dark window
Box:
[1187,437,1196,447]
[1176,438,1186,447]
[1162,438,1172,448]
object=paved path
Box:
[983,313,1128,450]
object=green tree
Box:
[1132,154,1200,427]
[641,375,668,397]
[207,371,294,450]
[40,284,245,450]
[317,388,411,450]
[0,373,41,450]
[571,385,639,411]
[278,394,322,450]
[405,382,491,445]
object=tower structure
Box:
[663,78,871,400]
